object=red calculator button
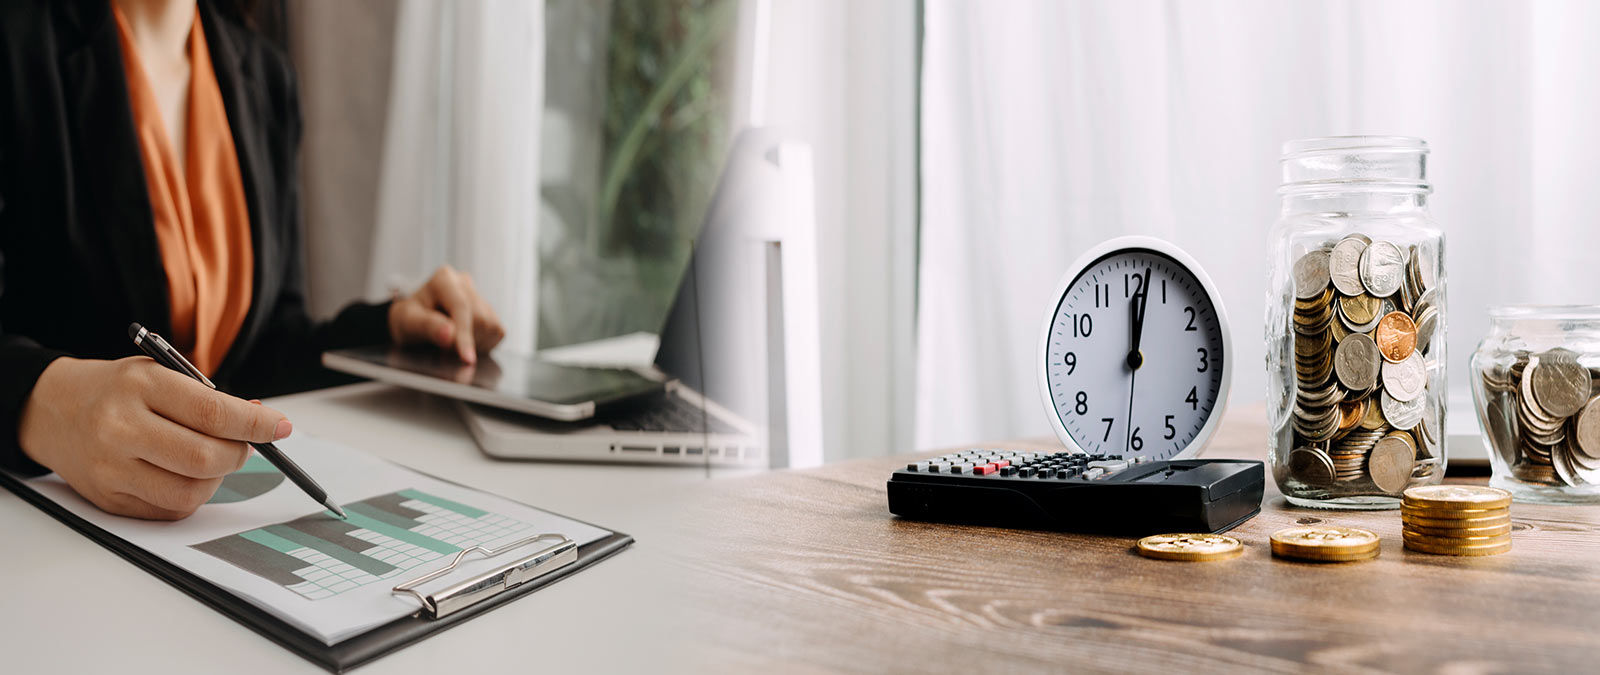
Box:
[972,464,997,475]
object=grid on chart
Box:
[282,498,540,601]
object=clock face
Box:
[1043,248,1226,460]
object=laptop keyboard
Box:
[603,394,743,435]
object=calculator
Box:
[886,449,1264,535]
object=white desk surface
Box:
[2,382,737,674]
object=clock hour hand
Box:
[1127,266,1152,370]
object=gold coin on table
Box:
[1401,530,1511,549]
[1402,537,1512,557]
[1270,526,1380,562]
[1399,505,1510,521]
[1401,511,1512,530]
[1136,534,1244,562]
[1402,485,1513,511]
[1275,547,1382,563]
[1403,522,1513,538]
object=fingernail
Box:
[274,419,293,441]
[437,324,453,343]
[462,349,477,364]
[249,399,262,405]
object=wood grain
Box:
[670,404,1600,673]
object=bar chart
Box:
[192,489,541,600]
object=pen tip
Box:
[327,501,348,520]
[128,323,144,341]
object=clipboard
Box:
[0,470,634,673]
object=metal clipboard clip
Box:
[391,533,577,619]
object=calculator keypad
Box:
[904,449,1134,481]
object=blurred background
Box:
[277,0,1600,463]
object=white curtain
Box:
[370,0,544,354]
[916,0,1600,449]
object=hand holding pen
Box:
[14,324,344,520]
[128,324,347,518]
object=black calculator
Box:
[886,448,1264,535]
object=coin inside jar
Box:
[1368,433,1415,493]
[1358,241,1406,298]
[1288,447,1336,486]
[1338,294,1382,327]
[1293,249,1332,299]
[1334,333,1382,391]
[1380,352,1427,402]
[1328,237,1368,296]
[1374,311,1417,363]
[1529,349,1591,418]
[1136,534,1244,562]
[1575,396,1600,459]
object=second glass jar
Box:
[1265,136,1447,509]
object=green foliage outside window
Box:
[538,0,735,349]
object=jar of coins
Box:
[1472,306,1600,503]
[1266,136,1445,509]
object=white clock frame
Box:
[1036,235,1234,459]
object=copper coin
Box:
[1374,311,1417,363]
[1338,399,1364,432]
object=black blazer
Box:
[0,0,391,475]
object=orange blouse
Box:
[115,6,253,376]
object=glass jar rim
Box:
[1489,304,1600,320]
[1279,136,1432,196]
[1281,135,1429,157]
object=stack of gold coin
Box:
[1269,526,1380,562]
[1478,349,1600,487]
[1136,533,1244,562]
[1400,485,1512,556]
[1286,235,1442,496]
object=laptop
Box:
[452,130,806,467]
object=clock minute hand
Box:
[1127,266,1152,370]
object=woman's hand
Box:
[387,265,506,364]
[17,357,293,520]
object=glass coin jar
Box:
[1472,306,1600,504]
[1265,137,1447,509]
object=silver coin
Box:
[1381,390,1426,430]
[1519,361,1564,430]
[1552,438,1594,487]
[1368,435,1415,493]
[1293,249,1331,300]
[1574,396,1600,460]
[1358,241,1405,298]
[1289,447,1336,486]
[1482,393,1519,467]
[1381,352,1427,402]
[1530,349,1590,418]
[1334,333,1382,391]
[1409,244,1435,293]
[1413,307,1439,353]
[1328,238,1368,296]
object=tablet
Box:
[322,346,664,421]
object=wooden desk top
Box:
[675,404,1600,673]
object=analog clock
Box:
[1039,236,1233,461]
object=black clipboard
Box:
[0,470,634,673]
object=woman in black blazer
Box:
[0,0,504,518]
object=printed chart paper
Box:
[13,435,612,644]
